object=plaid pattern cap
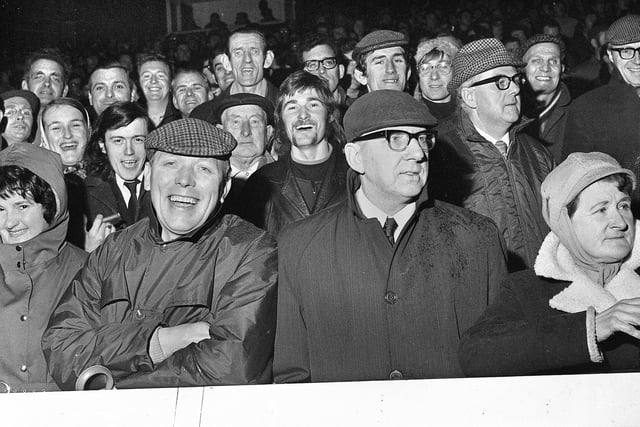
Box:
[145,118,237,160]
[519,34,566,61]
[448,38,522,93]
[606,14,640,46]
[353,30,408,64]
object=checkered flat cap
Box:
[520,34,566,61]
[353,30,408,64]
[448,38,522,93]
[145,118,237,160]
[606,14,640,46]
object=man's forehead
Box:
[91,68,129,84]
[174,72,206,85]
[525,42,561,59]
[224,104,267,117]
[303,44,336,60]
[230,33,264,49]
[4,96,30,108]
[43,105,85,123]
[140,61,170,74]
[365,46,405,62]
[286,88,320,101]
[30,58,63,74]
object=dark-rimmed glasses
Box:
[469,74,524,91]
[303,57,338,72]
[610,47,640,60]
[353,129,437,152]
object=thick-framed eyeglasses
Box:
[610,47,640,60]
[469,74,525,91]
[303,57,338,72]
[419,62,452,75]
[353,129,437,152]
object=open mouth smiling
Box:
[169,195,199,207]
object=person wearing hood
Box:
[459,152,640,376]
[43,118,277,390]
[562,15,640,217]
[0,143,88,392]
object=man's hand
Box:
[84,214,116,252]
[595,298,640,342]
[158,322,211,359]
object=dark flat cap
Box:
[352,30,408,64]
[1,89,41,117]
[520,34,566,61]
[214,93,274,125]
[449,38,522,93]
[145,118,237,160]
[606,14,640,46]
[343,90,437,142]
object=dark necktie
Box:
[495,140,508,158]
[383,217,398,245]
[124,180,140,222]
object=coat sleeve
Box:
[115,234,278,388]
[560,103,594,162]
[42,241,161,391]
[272,229,311,383]
[458,273,595,377]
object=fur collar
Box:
[534,220,640,313]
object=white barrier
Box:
[2,373,640,426]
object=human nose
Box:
[632,50,640,64]
[243,50,252,63]
[150,73,158,84]
[175,164,195,187]
[385,59,396,74]
[63,124,73,140]
[540,61,550,72]
[297,105,309,119]
[42,75,51,87]
[106,85,114,98]
[5,209,19,229]
[124,139,134,156]
[404,137,427,160]
[240,119,251,136]
[430,69,440,80]
[610,207,629,229]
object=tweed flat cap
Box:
[415,36,462,64]
[343,90,437,142]
[1,89,41,117]
[214,93,275,125]
[145,118,237,160]
[448,38,521,93]
[352,30,408,64]
[606,14,640,46]
[520,34,566,61]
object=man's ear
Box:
[143,162,152,191]
[406,67,412,83]
[344,142,364,174]
[88,91,94,106]
[460,86,476,109]
[221,54,232,72]
[339,64,345,80]
[21,80,29,91]
[606,49,614,64]
[172,94,179,110]
[62,84,69,97]
[266,124,274,141]
[264,50,275,69]
[219,176,232,204]
[353,68,368,86]
[99,139,106,154]
[130,87,138,102]
[207,89,214,101]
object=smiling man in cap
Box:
[352,30,410,94]
[274,90,507,383]
[430,38,554,272]
[43,118,278,389]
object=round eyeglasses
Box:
[303,57,338,72]
[353,129,437,152]
[469,74,525,91]
[610,47,640,60]
[419,62,452,75]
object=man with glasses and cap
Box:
[43,118,278,389]
[430,38,554,272]
[274,90,507,383]
[563,15,640,216]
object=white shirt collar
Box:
[355,187,416,242]
[115,172,144,206]
[474,125,510,147]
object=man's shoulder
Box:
[426,200,500,237]
[277,200,346,248]
[248,156,288,182]
[217,214,277,249]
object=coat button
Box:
[20,315,27,321]
[384,291,398,304]
[19,365,27,372]
[15,245,22,251]
[389,370,403,380]
[134,309,145,320]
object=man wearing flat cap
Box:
[430,38,554,273]
[274,90,507,383]
[43,118,278,389]
[520,34,571,162]
[352,30,411,94]
[1,89,40,148]
[563,15,640,215]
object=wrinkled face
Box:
[302,44,344,94]
[353,125,429,208]
[281,88,329,149]
[229,33,268,87]
[22,59,67,106]
[468,66,521,130]
[608,41,640,88]
[139,61,171,102]
[172,72,210,117]
[524,43,563,95]
[418,54,453,101]
[102,118,148,181]
[43,105,89,165]
[150,152,227,241]
[571,180,635,263]
[212,54,235,91]
[222,104,270,164]
[89,67,133,115]
[2,96,34,144]
[0,193,49,244]
[362,46,409,91]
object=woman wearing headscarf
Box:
[459,152,640,376]
[0,143,87,391]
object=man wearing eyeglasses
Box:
[273,90,507,383]
[563,15,640,216]
[430,38,554,272]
